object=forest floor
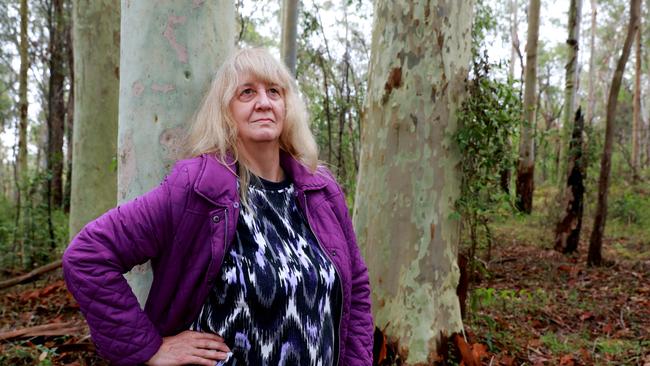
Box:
[464,211,650,366]
[0,194,649,365]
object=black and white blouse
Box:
[192,176,342,366]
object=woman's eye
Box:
[268,88,281,97]
[239,88,255,100]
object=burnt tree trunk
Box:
[554,107,585,254]
[588,0,640,266]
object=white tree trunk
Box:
[586,0,597,125]
[69,0,119,239]
[281,0,299,75]
[515,0,541,213]
[353,1,472,361]
[119,0,235,306]
[558,0,583,184]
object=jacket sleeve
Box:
[330,182,374,365]
[62,163,187,365]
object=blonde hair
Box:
[185,48,319,201]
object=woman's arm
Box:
[62,164,184,365]
[329,181,374,365]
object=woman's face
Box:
[230,73,285,146]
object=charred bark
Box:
[554,107,585,254]
[515,162,534,213]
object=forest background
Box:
[0,0,649,365]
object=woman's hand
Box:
[146,330,231,366]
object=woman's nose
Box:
[255,90,272,109]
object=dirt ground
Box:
[463,221,650,366]
[1,224,649,365]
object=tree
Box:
[16,0,29,267]
[554,107,585,253]
[46,0,66,209]
[631,11,641,179]
[119,0,235,306]
[586,0,597,125]
[69,0,119,238]
[353,1,472,361]
[515,0,541,213]
[558,0,583,185]
[280,0,299,75]
[588,0,641,266]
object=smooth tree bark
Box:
[588,0,641,266]
[586,0,597,125]
[119,1,235,306]
[353,1,472,361]
[515,0,541,213]
[280,0,299,75]
[554,107,585,253]
[558,0,583,185]
[63,17,74,214]
[69,0,119,238]
[632,17,641,178]
[47,0,66,208]
[509,0,519,80]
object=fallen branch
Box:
[0,321,83,342]
[0,259,62,290]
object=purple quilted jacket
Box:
[62,152,373,365]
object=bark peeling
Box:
[354,0,471,362]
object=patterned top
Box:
[191,176,342,366]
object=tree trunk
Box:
[69,0,120,239]
[632,20,641,180]
[353,1,471,361]
[558,0,583,185]
[554,107,585,253]
[588,0,640,267]
[63,16,74,214]
[15,0,30,268]
[509,0,519,79]
[515,0,541,214]
[119,0,235,306]
[586,0,597,125]
[280,0,299,75]
[47,0,66,209]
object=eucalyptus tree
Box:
[515,0,540,213]
[119,0,235,306]
[589,0,641,266]
[632,8,642,178]
[280,0,298,75]
[557,0,583,185]
[69,0,119,239]
[46,0,67,210]
[354,0,472,361]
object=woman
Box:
[63,48,373,366]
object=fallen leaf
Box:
[471,342,488,361]
[602,322,613,333]
[497,354,515,366]
[453,334,479,366]
[579,311,594,321]
[559,354,575,366]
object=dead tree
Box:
[554,107,585,254]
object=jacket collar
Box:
[194,150,328,206]
[279,150,329,191]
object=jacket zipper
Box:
[303,192,343,366]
